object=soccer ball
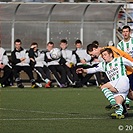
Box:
[50,48,61,60]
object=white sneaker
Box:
[36,83,42,88]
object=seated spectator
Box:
[0,40,13,87]
[59,39,82,87]
[73,39,102,86]
[11,39,39,88]
[45,41,67,88]
[28,42,52,88]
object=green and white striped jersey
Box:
[86,57,133,81]
[117,38,133,57]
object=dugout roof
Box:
[0,2,125,51]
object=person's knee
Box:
[100,84,107,90]
[128,90,133,100]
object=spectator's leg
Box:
[13,66,23,88]
[0,65,13,86]
[48,65,62,86]
[23,66,36,86]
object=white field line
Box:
[0,108,66,115]
[0,108,132,121]
[0,107,109,120]
[0,117,109,121]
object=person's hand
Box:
[76,68,84,74]
[30,58,35,62]
[30,45,36,49]
[66,62,74,68]
[76,68,87,74]
[66,63,71,68]
[20,58,26,62]
[80,59,86,64]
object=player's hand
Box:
[66,63,71,68]
[66,62,74,68]
[76,68,88,74]
[80,59,86,64]
[20,58,26,62]
[30,58,35,62]
[76,68,84,74]
[30,45,36,49]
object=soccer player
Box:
[73,39,102,86]
[117,25,133,110]
[45,41,67,88]
[0,40,13,87]
[86,43,133,100]
[11,39,39,88]
[28,42,52,88]
[59,39,82,87]
[77,48,133,119]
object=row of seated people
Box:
[0,39,108,88]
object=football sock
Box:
[115,104,123,115]
[102,88,116,105]
[125,97,130,104]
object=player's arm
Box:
[76,62,103,74]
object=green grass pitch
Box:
[0,86,133,133]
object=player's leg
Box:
[0,65,13,87]
[111,95,125,119]
[100,82,119,110]
[56,65,67,87]
[13,66,24,88]
[110,77,129,119]
[127,89,133,100]
[48,65,62,87]
[127,73,133,100]
[34,67,51,88]
[125,97,130,110]
[101,76,129,112]
[23,66,38,88]
[125,73,133,109]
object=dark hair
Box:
[101,48,114,58]
[31,42,38,46]
[122,25,131,32]
[14,39,22,44]
[86,43,98,54]
[92,40,99,46]
[75,39,82,45]
[47,41,54,45]
[60,39,67,44]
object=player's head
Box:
[86,43,100,58]
[75,39,82,49]
[122,25,131,40]
[101,48,114,62]
[60,39,68,50]
[30,42,38,51]
[92,40,99,46]
[14,39,22,50]
[47,41,54,51]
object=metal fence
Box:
[0,2,125,51]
